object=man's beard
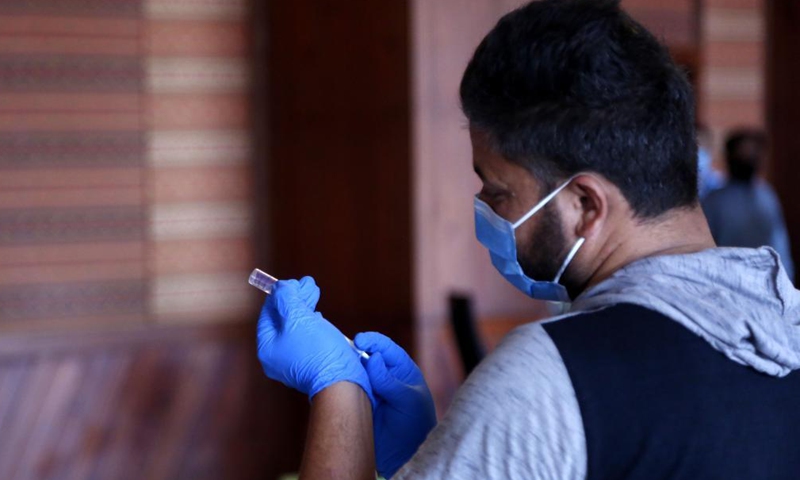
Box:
[518,203,569,282]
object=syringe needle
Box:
[345,336,370,360]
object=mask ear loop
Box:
[554,237,585,284]
[511,176,577,229]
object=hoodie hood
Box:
[571,247,800,377]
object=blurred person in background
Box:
[697,124,724,199]
[702,129,795,282]
[255,1,800,479]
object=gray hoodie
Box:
[574,246,800,377]
[397,247,800,480]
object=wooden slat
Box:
[140,345,225,480]
[145,0,247,21]
[147,130,251,167]
[0,36,139,56]
[0,358,60,479]
[0,242,144,267]
[150,237,253,276]
[705,41,764,68]
[0,113,141,132]
[0,94,140,113]
[146,58,249,94]
[13,358,82,480]
[146,94,249,130]
[47,352,132,480]
[0,260,145,285]
[0,168,143,190]
[705,7,764,43]
[707,0,762,8]
[64,353,142,480]
[704,98,765,127]
[0,16,139,37]
[145,20,249,57]
[0,321,252,356]
[151,164,252,203]
[180,345,247,478]
[0,360,30,441]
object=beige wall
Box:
[624,0,697,48]
[411,0,534,409]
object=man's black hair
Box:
[724,129,766,183]
[460,0,698,218]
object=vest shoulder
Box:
[543,303,674,344]
[542,304,800,480]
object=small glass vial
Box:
[249,268,278,294]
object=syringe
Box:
[249,268,369,360]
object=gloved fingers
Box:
[258,295,272,319]
[257,295,280,330]
[356,332,425,385]
[297,276,321,310]
[255,299,281,357]
[272,280,312,328]
[364,351,405,399]
[355,332,412,368]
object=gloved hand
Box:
[355,332,437,479]
[256,276,373,403]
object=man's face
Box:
[471,128,569,282]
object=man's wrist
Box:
[310,367,374,405]
[301,378,376,480]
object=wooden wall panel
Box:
[0,325,306,480]
[0,2,308,479]
[767,0,800,278]
[0,0,261,327]
[143,0,258,325]
[0,2,147,330]
[699,0,766,172]
[266,0,413,349]
[624,0,697,49]
[411,0,542,412]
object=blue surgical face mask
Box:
[474,178,585,302]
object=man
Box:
[702,129,795,282]
[256,1,800,479]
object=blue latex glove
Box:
[355,332,437,479]
[256,276,373,403]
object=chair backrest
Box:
[448,294,486,376]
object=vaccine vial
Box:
[249,268,278,294]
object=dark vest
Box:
[543,303,800,480]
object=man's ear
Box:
[563,174,609,239]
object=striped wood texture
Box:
[0,324,306,480]
[0,2,304,479]
[0,0,259,330]
[0,2,146,329]
[699,0,766,169]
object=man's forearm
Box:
[299,382,375,480]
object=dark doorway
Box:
[767,0,800,281]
